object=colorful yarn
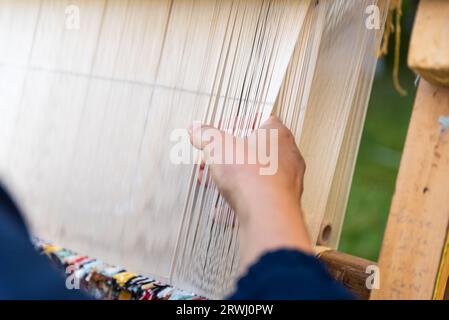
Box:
[34,239,206,300]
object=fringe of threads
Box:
[378,0,407,96]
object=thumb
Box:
[189,122,238,166]
[189,121,226,150]
[188,121,221,151]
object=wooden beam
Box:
[408,0,449,88]
[316,247,376,300]
[371,80,449,299]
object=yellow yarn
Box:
[433,237,449,299]
[378,0,407,96]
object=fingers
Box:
[197,159,211,187]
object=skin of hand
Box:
[189,115,313,273]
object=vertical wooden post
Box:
[372,0,449,300]
[371,81,449,299]
[408,0,449,87]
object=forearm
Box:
[238,200,313,273]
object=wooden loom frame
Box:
[2,0,446,300]
[317,0,449,300]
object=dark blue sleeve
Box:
[228,249,354,300]
[0,184,88,300]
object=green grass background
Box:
[338,2,418,261]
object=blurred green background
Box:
[338,1,419,261]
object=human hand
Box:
[189,116,313,272]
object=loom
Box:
[0,0,390,298]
